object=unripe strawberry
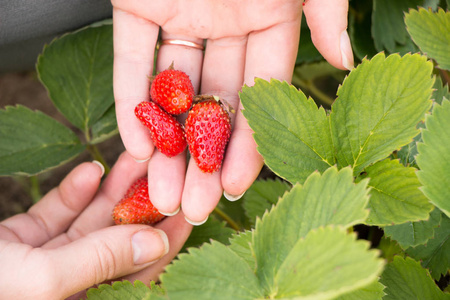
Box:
[185,97,232,173]
[112,177,165,225]
[150,69,194,115]
[135,101,187,157]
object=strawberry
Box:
[150,68,194,115]
[135,101,187,157]
[185,96,232,173]
[112,177,165,225]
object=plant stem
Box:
[213,207,241,231]
[29,176,42,203]
[86,144,111,175]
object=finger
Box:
[147,150,186,216]
[303,0,353,70]
[113,8,160,161]
[42,152,148,249]
[0,161,104,247]
[182,160,223,225]
[51,225,169,299]
[147,31,204,216]
[120,212,192,283]
[221,20,301,198]
[179,36,247,223]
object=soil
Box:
[0,71,125,221]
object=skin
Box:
[0,1,352,297]
[0,152,192,299]
[112,0,353,225]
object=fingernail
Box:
[185,215,208,226]
[340,30,354,71]
[92,160,105,177]
[132,229,169,265]
[134,157,150,163]
[223,190,246,202]
[159,206,180,217]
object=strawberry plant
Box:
[1,1,450,299]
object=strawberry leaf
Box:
[240,78,335,184]
[182,217,235,251]
[371,0,421,53]
[162,240,264,300]
[228,230,255,271]
[383,208,442,249]
[334,279,385,300]
[380,256,449,300]
[253,166,370,294]
[242,178,291,225]
[416,99,450,217]
[86,280,165,300]
[0,105,85,176]
[405,8,450,71]
[359,159,433,226]
[331,53,434,175]
[36,21,114,134]
[90,105,118,144]
[406,213,450,281]
[273,226,384,299]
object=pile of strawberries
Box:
[112,66,233,225]
[135,67,232,173]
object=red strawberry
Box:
[150,68,194,115]
[135,101,187,157]
[185,96,232,173]
[112,177,165,225]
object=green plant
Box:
[0,1,449,299]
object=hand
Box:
[0,152,192,300]
[111,0,354,224]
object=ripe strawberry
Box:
[112,177,165,225]
[135,101,187,157]
[185,97,232,173]
[150,68,194,115]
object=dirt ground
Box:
[0,71,125,221]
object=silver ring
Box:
[159,39,205,50]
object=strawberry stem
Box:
[213,207,241,231]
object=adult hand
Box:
[0,152,192,300]
[111,0,353,224]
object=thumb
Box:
[303,0,354,70]
[50,225,169,298]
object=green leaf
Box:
[86,280,153,300]
[334,279,385,300]
[331,53,434,175]
[416,99,450,217]
[361,159,433,226]
[383,208,442,249]
[293,61,344,81]
[406,8,450,71]
[406,213,450,280]
[372,0,422,53]
[182,217,235,251]
[397,78,449,167]
[432,76,450,106]
[0,105,85,176]
[162,241,264,300]
[380,256,449,300]
[378,236,405,263]
[228,230,256,271]
[274,226,384,299]
[242,178,291,225]
[240,78,335,184]
[252,166,370,294]
[36,22,114,133]
[90,104,118,144]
